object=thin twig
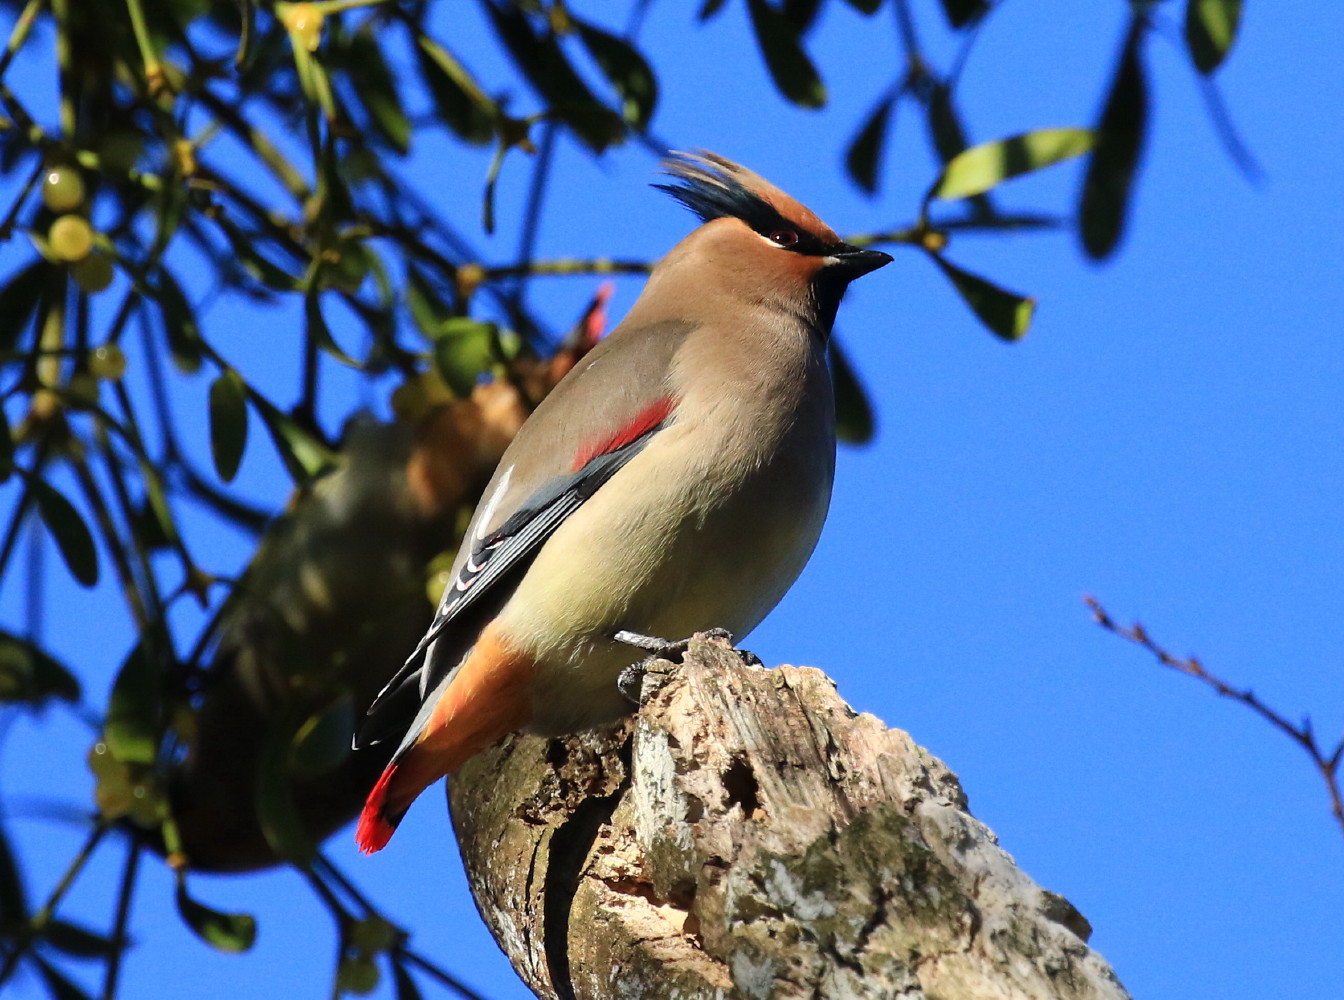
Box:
[24,515,42,643]
[100,838,142,1000]
[0,0,44,83]
[397,947,490,1000]
[69,446,149,628]
[481,257,652,282]
[1085,595,1344,841]
[512,119,558,308]
[0,819,109,985]
[313,853,381,915]
[0,158,42,242]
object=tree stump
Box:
[447,635,1129,1000]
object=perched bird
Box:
[355,152,891,853]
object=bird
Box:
[354,151,891,853]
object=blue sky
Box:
[2,2,1342,998]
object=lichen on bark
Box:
[448,636,1130,1000]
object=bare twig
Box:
[0,819,109,986]
[397,947,489,1000]
[0,0,45,83]
[1085,595,1344,840]
[100,839,142,1000]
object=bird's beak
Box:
[827,244,894,278]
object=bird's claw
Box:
[614,627,729,657]
[614,627,758,705]
[617,657,667,705]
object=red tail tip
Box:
[355,764,399,855]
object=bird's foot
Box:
[613,626,734,658]
[617,657,669,705]
[614,628,760,705]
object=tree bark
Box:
[447,635,1130,1000]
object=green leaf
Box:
[213,215,302,292]
[0,257,54,352]
[572,17,658,129]
[321,238,373,295]
[414,36,498,145]
[41,918,119,959]
[103,638,162,765]
[930,253,1035,341]
[845,93,895,195]
[927,81,999,231]
[128,499,172,552]
[405,266,451,339]
[828,338,875,445]
[305,290,360,368]
[31,479,99,587]
[1185,0,1242,74]
[174,874,257,953]
[483,2,625,151]
[746,0,826,108]
[156,269,204,374]
[0,631,80,705]
[249,395,337,484]
[1080,18,1149,260]
[288,694,354,779]
[288,28,338,122]
[937,0,990,29]
[33,956,93,1000]
[932,128,1095,201]
[256,720,315,864]
[135,456,180,554]
[345,27,410,154]
[0,404,13,483]
[481,140,509,236]
[208,370,248,483]
[432,318,499,397]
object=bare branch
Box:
[1085,595,1344,840]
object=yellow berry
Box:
[88,343,127,380]
[86,741,120,779]
[48,215,93,263]
[282,3,324,51]
[87,742,135,819]
[335,956,379,995]
[126,781,168,828]
[41,168,85,212]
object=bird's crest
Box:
[656,151,837,245]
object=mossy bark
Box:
[448,635,1129,1000]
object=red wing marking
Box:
[570,395,677,473]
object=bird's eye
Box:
[768,229,799,247]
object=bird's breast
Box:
[498,331,836,734]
